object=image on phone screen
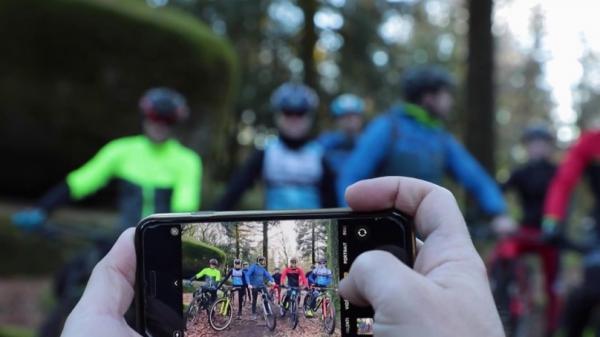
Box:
[181,219,343,337]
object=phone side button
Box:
[149,270,157,298]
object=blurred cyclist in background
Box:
[13,87,202,230]
[337,65,510,225]
[216,82,336,210]
[543,129,600,337]
[12,87,202,337]
[318,93,366,177]
[491,125,558,335]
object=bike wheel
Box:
[290,298,299,329]
[186,301,200,328]
[324,298,336,335]
[303,293,311,313]
[209,298,233,331]
[263,299,277,331]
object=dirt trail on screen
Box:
[185,298,340,337]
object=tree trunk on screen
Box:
[235,223,240,258]
[311,222,316,265]
[466,0,496,173]
[262,221,269,267]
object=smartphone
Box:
[135,208,415,337]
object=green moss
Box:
[0,0,238,199]
[182,238,226,278]
[0,325,35,337]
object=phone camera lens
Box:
[357,227,368,238]
[173,331,182,337]
[170,227,180,237]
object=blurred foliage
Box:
[181,237,226,278]
[0,326,34,337]
[0,0,238,200]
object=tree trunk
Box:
[262,221,269,268]
[311,222,316,265]
[235,223,240,258]
[299,0,317,89]
[466,0,495,172]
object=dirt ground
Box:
[184,291,341,337]
[0,278,51,329]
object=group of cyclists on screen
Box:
[187,255,333,323]
[11,63,600,336]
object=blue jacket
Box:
[337,103,506,215]
[244,263,274,288]
[318,131,357,176]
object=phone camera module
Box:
[172,330,182,337]
[356,227,369,239]
[170,227,180,237]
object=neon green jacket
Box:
[195,267,222,284]
[65,135,202,227]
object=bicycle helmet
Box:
[257,256,266,263]
[209,258,219,266]
[233,258,242,265]
[330,94,365,117]
[139,87,189,124]
[401,65,455,104]
[290,257,298,265]
[271,82,319,115]
[521,124,555,143]
[318,257,327,264]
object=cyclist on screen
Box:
[271,267,282,304]
[216,258,245,319]
[337,65,509,224]
[245,256,275,320]
[490,125,558,334]
[318,93,366,177]
[543,129,600,337]
[279,257,308,316]
[215,82,336,210]
[191,258,222,303]
[306,258,332,318]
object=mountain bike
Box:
[185,283,216,329]
[208,286,238,331]
[279,286,301,329]
[254,285,277,331]
[304,286,336,334]
[11,220,116,337]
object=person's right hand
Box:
[248,285,254,290]
[338,177,505,337]
[12,208,47,231]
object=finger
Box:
[339,251,426,315]
[345,177,483,280]
[74,228,137,316]
[345,176,469,240]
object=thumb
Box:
[339,250,427,316]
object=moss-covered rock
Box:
[0,0,238,199]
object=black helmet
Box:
[257,256,266,263]
[139,87,189,124]
[401,65,455,104]
[209,258,219,266]
[521,124,555,143]
[233,258,242,265]
[290,257,298,265]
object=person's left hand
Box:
[61,228,140,337]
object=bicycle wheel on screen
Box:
[323,296,336,335]
[186,300,200,328]
[262,296,277,331]
[290,297,299,329]
[209,298,233,331]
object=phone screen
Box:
[137,211,412,337]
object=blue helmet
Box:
[270,82,319,114]
[330,94,365,117]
